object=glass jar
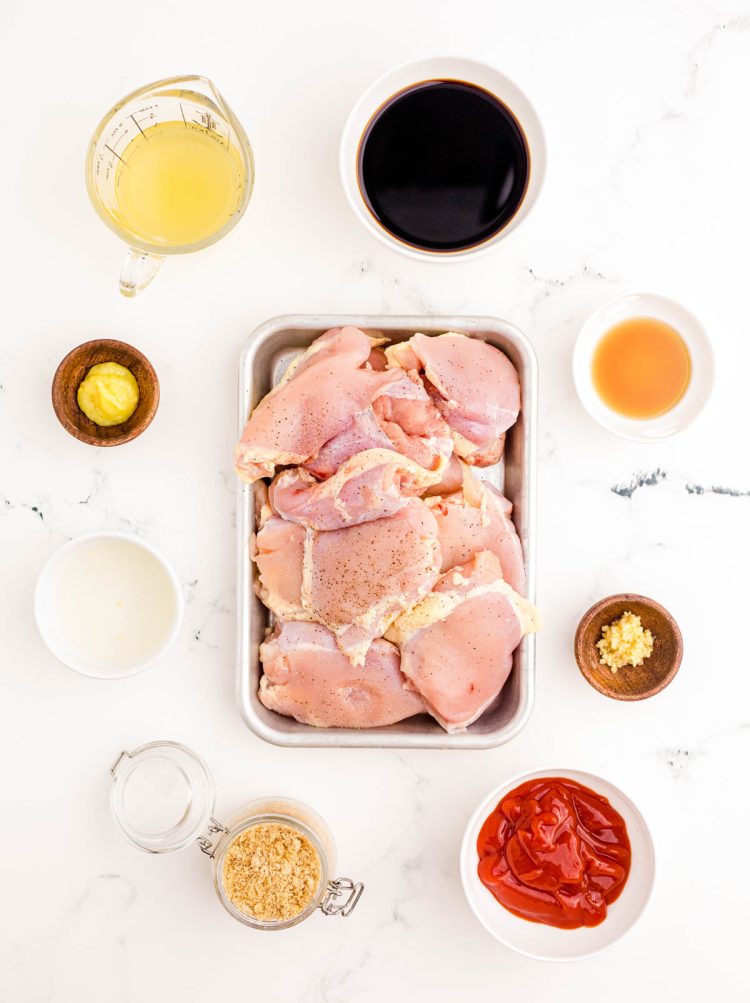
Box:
[110,741,363,929]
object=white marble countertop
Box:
[2,0,749,999]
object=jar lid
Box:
[110,741,216,853]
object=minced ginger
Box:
[221,822,320,922]
[596,611,654,673]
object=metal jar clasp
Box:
[196,818,229,858]
[320,878,364,917]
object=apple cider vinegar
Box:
[592,316,691,419]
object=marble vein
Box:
[611,470,750,499]
[685,483,750,497]
[520,260,617,315]
[611,469,668,498]
[657,722,750,781]
[612,14,750,183]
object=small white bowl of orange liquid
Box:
[573,293,714,441]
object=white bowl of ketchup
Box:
[460,768,655,962]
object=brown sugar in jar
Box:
[221,822,321,922]
[110,744,363,931]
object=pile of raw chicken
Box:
[234,327,540,733]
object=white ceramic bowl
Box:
[34,531,184,679]
[573,293,714,441]
[340,57,546,261]
[460,768,655,962]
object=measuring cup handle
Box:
[119,248,165,298]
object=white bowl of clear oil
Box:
[35,532,183,678]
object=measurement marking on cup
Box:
[108,131,128,150]
[199,111,219,133]
[104,144,128,167]
[130,114,149,141]
[179,103,188,128]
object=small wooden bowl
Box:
[52,339,159,446]
[574,594,683,701]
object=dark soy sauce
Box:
[357,80,529,252]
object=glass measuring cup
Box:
[86,76,254,297]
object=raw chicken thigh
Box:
[386,332,520,466]
[304,371,452,479]
[303,407,393,479]
[270,448,443,530]
[427,476,526,594]
[422,454,466,497]
[386,551,539,733]
[302,499,441,666]
[252,515,308,620]
[255,494,442,667]
[235,326,400,483]
[370,372,453,471]
[237,325,536,732]
[259,620,425,728]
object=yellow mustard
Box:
[77,362,139,427]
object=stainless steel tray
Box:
[236,315,538,749]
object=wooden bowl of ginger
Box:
[574,593,683,701]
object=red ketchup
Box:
[477,777,631,929]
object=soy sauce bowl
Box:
[573,293,714,441]
[460,768,655,962]
[340,57,546,261]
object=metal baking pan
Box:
[236,315,537,749]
